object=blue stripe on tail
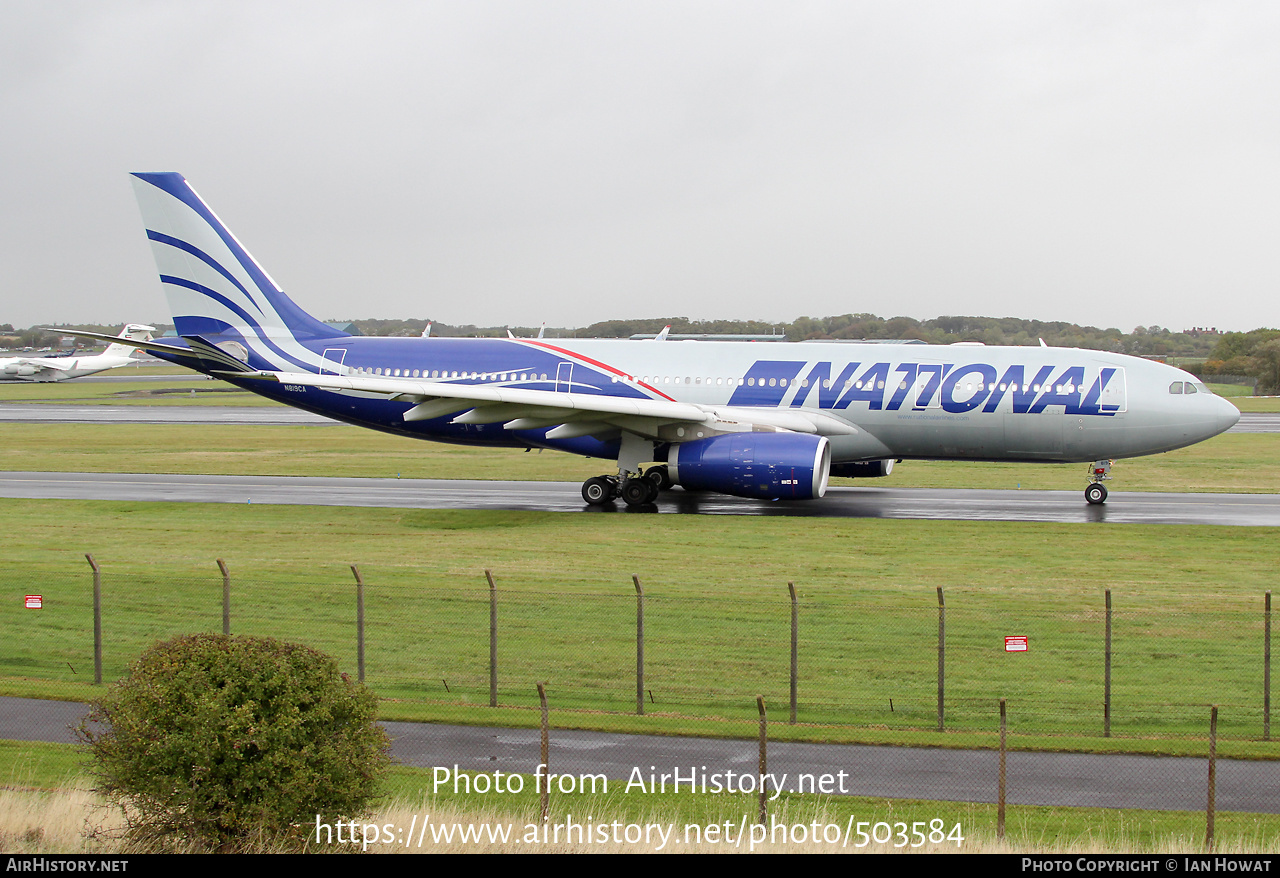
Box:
[131,173,346,342]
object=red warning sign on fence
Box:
[25,595,42,609]
[1004,636,1028,652]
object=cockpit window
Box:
[1169,381,1184,394]
[1184,382,1197,394]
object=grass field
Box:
[3,498,1280,752]
[0,401,1278,750]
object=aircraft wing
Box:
[241,370,858,441]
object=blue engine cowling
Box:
[669,433,831,500]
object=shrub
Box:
[77,634,390,849]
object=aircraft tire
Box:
[644,465,673,491]
[621,478,655,507]
[1085,483,1108,505]
[582,476,614,506]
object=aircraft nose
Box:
[1213,395,1241,435]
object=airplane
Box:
[61,173,1240,507]
[1,324,155,382]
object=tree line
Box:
[8,316,1278,391]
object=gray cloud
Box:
[3,1,1278,332]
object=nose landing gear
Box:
[1085,460,1112,505]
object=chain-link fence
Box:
[5,557,1279,822]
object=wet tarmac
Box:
[3,470,1280,526]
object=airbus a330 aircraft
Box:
[64,173,1240,507]
[1,324,154,382]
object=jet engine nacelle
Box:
[3,364,36,377]
[669,433,831,500]
[830,459,896,478]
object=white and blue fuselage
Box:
[63,173,1239,507]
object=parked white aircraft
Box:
[63,174,1240,506]
[1,325,155,382]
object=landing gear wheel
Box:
[1085,483,1108,505]
[582,476,615,506]
[621,478,658,507]
[644,465,673,492]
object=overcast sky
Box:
[3,1,1278,333]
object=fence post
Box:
[998,698,1007,840]
[351,565,365,683]
[1206,705,1218,851]
[1266,591,1272,742]
[757,695,768,826]
[937,587,945,732]
[1104,589,1113,738]
[86,554,101,685]
[217,558,231,635]
[538,682,550,823]
[487,570,498,707]
[633,576,645,715]
[789,582,798,725]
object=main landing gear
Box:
[582,465,671,508]
[582,434,670,508]
[1085,459,1113,505]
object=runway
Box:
[4,696,1275,813]
[4,470,1280,525]
[1,403,1277,524]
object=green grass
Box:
[1234,396,1280,412]
[1205,383,1255,398]
[3,501,1280,752]
[0,741,85,790]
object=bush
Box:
[77,634,390,849]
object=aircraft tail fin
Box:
[129,173,345,374]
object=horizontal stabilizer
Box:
[179,336,257,373]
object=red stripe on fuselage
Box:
[516,339,677,402]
